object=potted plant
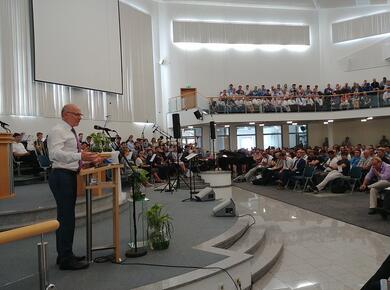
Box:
[90,132,112,153]
[129,167,149,201]
[145,203,173,250]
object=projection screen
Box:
[32,0,123,94]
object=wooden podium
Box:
[78,164,123,263]
[0,133,15,199]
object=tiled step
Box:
[251,235,284,283]
[228,224,266,255]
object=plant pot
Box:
[151,240,170,250]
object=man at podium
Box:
[48,104,102,270]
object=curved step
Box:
[228,225,266,255]
[0,192,128,231]
[251,236,284,283]
[134,216,253,290]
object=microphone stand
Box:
[100,129,147,258]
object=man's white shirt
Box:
[48,120,81,171]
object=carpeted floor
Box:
[235,182,390,237]
[0,188,236,290]
[0,184,56,212]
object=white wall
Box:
[158,3,321,102]
[319,5,390,85]
[0,114,158,141]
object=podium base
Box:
[125,247,148,258]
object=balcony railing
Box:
[207,89,390,114]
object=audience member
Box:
[360,157,390,214]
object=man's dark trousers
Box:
[49,169,77,260]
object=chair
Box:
[291,165,315,192]
[340,167,362,194]
[12,155,23,177]
[36,154,52,182]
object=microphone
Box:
[0,121,10,127]
[94,125,117,133]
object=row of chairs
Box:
[13,153,52,181]
[286,166,363,194]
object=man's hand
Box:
[81,151,99,162]
[372,167,380,177]
[360,184,367,191]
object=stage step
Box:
[251,234,284,283]
[0,192,128,231]
[228,224,266,255]
[222,216,284,285]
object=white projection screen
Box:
[32,0,123,94]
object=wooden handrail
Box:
[0,220,59,245]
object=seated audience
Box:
[33,132,47,156]
[12,133,40,175]
[313,151,350,192]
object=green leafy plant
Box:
[130,167,149,201]
[90,132,112,152]
[145,203,173,250]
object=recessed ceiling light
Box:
[249,122,255,125]
[361,119,367,122]
[224,125,230,128]
[259,123,265,127]
[188,126,193,128]
[367,117,373,120]
[287,121,293,124]
[328,120,334,123]
[292,123,297,125]
[324,121,328,125]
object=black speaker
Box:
[210,121,216,140]
[172,113,181,139]
[194,110,202,120]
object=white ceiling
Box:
[160,0,390,10]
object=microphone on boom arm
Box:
[93,125,117,133]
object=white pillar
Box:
[327,123,334,147]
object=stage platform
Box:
[0,187,238,290]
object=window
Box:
[289,125,308,148]
[236,126,256,150]
[263,125,282,149]
[181,128,202,146]
[214,127,230,151]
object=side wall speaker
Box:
[194,187,216,201]
[210,121,216,140]
[172,113,181,139]
[213,198,236,217]
[194,110,202,120]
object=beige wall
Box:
[308,117,390,147]
[199,117,390,151]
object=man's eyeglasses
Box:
[66,111,84,117]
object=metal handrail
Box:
[0,220,59,290]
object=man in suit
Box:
[277,149,306,188]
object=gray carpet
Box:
[0,184,56,212]
[235,182,390,237]
[0,188,236,290]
